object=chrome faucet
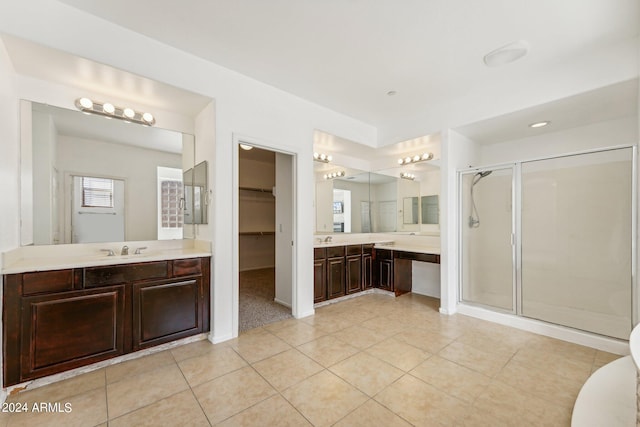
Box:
[121,245,129,256]
[134,247,147,255]
[100,249,115,256]
[324,236,332,243]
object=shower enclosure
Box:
[460,147,635,340]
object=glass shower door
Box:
[521,148,633,339]
[460,167,515,312]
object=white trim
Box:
[232,133,298,336]
[274,298,292,308]
[457,303,629,355]
[209,332,234,344]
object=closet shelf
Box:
[239,186,274,194]
[239,231,276,236]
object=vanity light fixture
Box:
[398,152,433,165]
[323,171,345,180]
[239,144,254,150]
[400,172,415,180]
[74,98,156,126]
[313,152,332,163]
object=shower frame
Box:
[457,144,638,332]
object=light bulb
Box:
[313,152,319,159]
[79,98,93,109]
[102,103,115,114]
[327,155,332,162]
[142,112,154,123]
[397,158,404,165]
[405,157,411,163]
[123,108,135,119]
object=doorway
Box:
[237,143,295,332]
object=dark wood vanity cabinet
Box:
[375,249,394,291]
[346,245,362,294]
[313,249,327,303]
[326,246,346,299]
[3,257,210,387]
[362,244,373,289]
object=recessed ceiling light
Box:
[483,40,529,67]
[239,144,253,150]
[387,90,397,96]
[529,121,550,128]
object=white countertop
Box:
[2,240,212,274]
[373,243,441,255]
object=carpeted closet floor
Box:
[239,267,292,332]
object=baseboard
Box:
[0,388,6,404]
[274,298,291,308]
[295,309,315,319]
[209,332,234,344]
[457,303,629,355]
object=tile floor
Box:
[0,293,620,426]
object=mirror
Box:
[184,161,209,225]
[421,195,439,224]
[22,101,196,245]
[403,197,419,224]
[315,167,371,233]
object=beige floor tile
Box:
[282,370,368,427]
[334,399,412,427]
[263,316,303,332]
[527,335,596,364]
[106,351,175,384]
[7,387,107,427]
[438,341,510,376]
[410,355,491,403]
[217,394,312,427]
[455,331,519,358]
[297,335,360,367]
[474,380,572,426]
[330,352,404,396]
[365,337,431,371]
[300,313,354,333]
[272,322,327,346]
[361,316,407,336]
[170,339,225,362]
[511,346,593,383]
[107,364,189,419]
[109,390,208,427]
[7,369,105,405]
[495,359,584,408]
[193,366,276,424]
[252,348,324,391]
[178,346,248,387]
[331,324,389,349]
[229,329,292,363]
[394,327,455,354]
[374,374,469,426]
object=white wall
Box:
[440,129,480,314]
[0,38,19,403]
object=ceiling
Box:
[56,0,638,138]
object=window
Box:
[82,177,114,208]
[161,180,184,228]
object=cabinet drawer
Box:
[173,258,202,277]
[362,244,374,255]
[326,246,345,258]
[22,270,74,295]
[346,245,362,256]
[314,248,326,260]
[84,262,168,287]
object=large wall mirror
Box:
[21,100,199,246]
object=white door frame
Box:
[232,134,298,337]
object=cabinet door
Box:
[378,259,394,291]
[313,258,327,303]
[20,285,127,382]
[133,279,203,350]
[327,257,346,299]
[346,255,362,294]
[362,254,373,289]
